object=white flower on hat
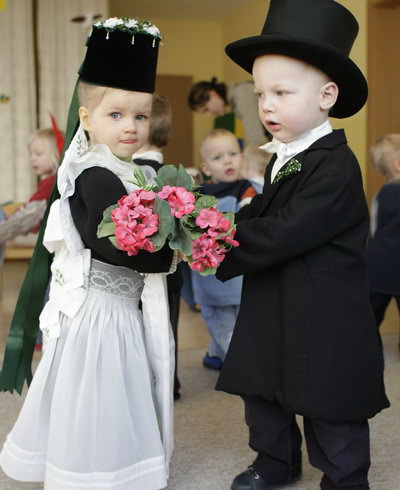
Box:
[125,18,139,29]
[143,25,161,38]
[103,17,124,28]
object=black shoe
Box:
[231,465,302,490]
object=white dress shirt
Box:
[260,120,333,183]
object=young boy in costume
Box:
[215,1,389,489]
[0,18,175,490]
[193,129,257,370]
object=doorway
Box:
[155,74,194,167]
[367,0,400,203]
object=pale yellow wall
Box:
[222,0,369,180]
[109,3,223,165]
[151,18,223,166]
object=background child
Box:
[0,18,174,490]
[367,134,400,346]
[0,127,62,241]
[214,1,389,489]
[241,144,273,193]
[28,128,60,204]
[134,92,183,400]
[192,128,256,370]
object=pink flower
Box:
[195,207,221,229]
[191,234,213,260]
[111,188,159,256]
[158,186,195,218]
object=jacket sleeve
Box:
[217,167,366,281]
[69,166,173,273]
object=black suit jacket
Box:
[216,130,389,421]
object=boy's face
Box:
[253,54,335,143]
[201,134,242,183]
[80,89,152,159]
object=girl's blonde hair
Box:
[77,81,113,112]
[28,128,62,172]
[370,134,400,175]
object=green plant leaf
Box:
[194,194,218,211]
[154,165,179,189]
[109,236,118,248]
[97,222,116,239]
[169,219,193,255]
[176,164,194,190]
[151,197,174,249]
[97,204,118,238]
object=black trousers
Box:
[243,397,370,490]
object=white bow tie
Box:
[259,121,333,183]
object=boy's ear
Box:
[393,158,400,173]
[79,106,91,131]
[320,81,339,111]
[200,161,212,177]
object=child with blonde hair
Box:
[1,17,174,490]
[367,134,400,343]
[193,128,256,370]
[214,1,388,488]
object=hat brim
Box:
[225,35,368,118]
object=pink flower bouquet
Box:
[97,165,239,275]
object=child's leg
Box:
[303,418,370,489]
[201,304,238,360]
[238,396,302,485]
[200,305,225,360]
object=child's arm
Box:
[69,167,173,273]
[217,166,366,281]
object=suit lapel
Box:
[258,154,304,216]
[256,130,347,216]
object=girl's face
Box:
[80,89,153,159]
[29,139,55,177]
[253,54,337,143]
[196,90,226,117]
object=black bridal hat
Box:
[79,19,161,93]
[225,0,368,118]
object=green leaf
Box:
[97,221,116,239]
[151,197,174,249]
[176,164,195,190]
[194,194,218,211]
[154,165,179,189]
[97,204,118,238]
[198,267,217,276]
[109,236,118,248]
[169,220,193,256]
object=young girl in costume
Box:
[0,18,175,490]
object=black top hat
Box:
[225,0,367,118]
[79,18,161,93]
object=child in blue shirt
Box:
[193,128,256,370]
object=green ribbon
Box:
[0,83,80,394]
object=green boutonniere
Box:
[273,158,302,184]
